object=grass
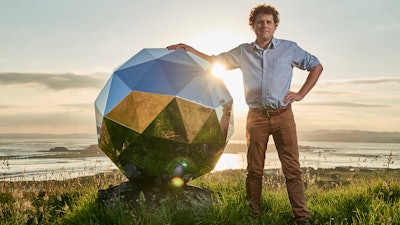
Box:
[1,168,400,225]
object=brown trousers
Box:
[245,107,310,222]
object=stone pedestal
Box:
[97,182,216,211]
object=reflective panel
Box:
[175,97,213,142]
[106,91,174,133]
[94,48,233,184]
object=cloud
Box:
[308,77,400,98]
[311,90,349,96]
[303,101,389,108]
[347,77,400,85]
[0,104,15,109]
[0,72,107,90]
[324,77,400,85]
[57,103,94,109]
[0,112,93,127]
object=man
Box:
[167,4,322,224]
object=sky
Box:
[0,0,399,135]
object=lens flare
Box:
[181,161,188,167]
[173,165,183,176]
[171,177,184,187]
[211,64,226,78]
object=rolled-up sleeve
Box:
[211,46,242,70]
[291,43,320,71]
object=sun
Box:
[211,63,227,79]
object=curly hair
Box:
[248,4,280,28]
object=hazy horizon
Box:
[1,121,399,144]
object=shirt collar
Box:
[252,37,277,50]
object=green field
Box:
[1,168,400,225]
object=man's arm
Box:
[167,43,212,63]
[284,64,323,104]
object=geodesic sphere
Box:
[94,48,233,184]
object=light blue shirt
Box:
[211,37,320,109]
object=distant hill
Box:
[298,130,400,143]
[0,133,97,139]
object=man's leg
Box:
[245,109,269,215]
[272,109,310,223]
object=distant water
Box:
[1,139,399,181]
[214,140,400,171]
[0,139,116,181]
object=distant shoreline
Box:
[0,133,97,139]
[2,167,399,186]
[1,129,399,143]
[0,142,390,160]
[1,141,398,182]
[0,144,105,160]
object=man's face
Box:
[253,13,277,42]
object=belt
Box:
[249,105,291,118]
